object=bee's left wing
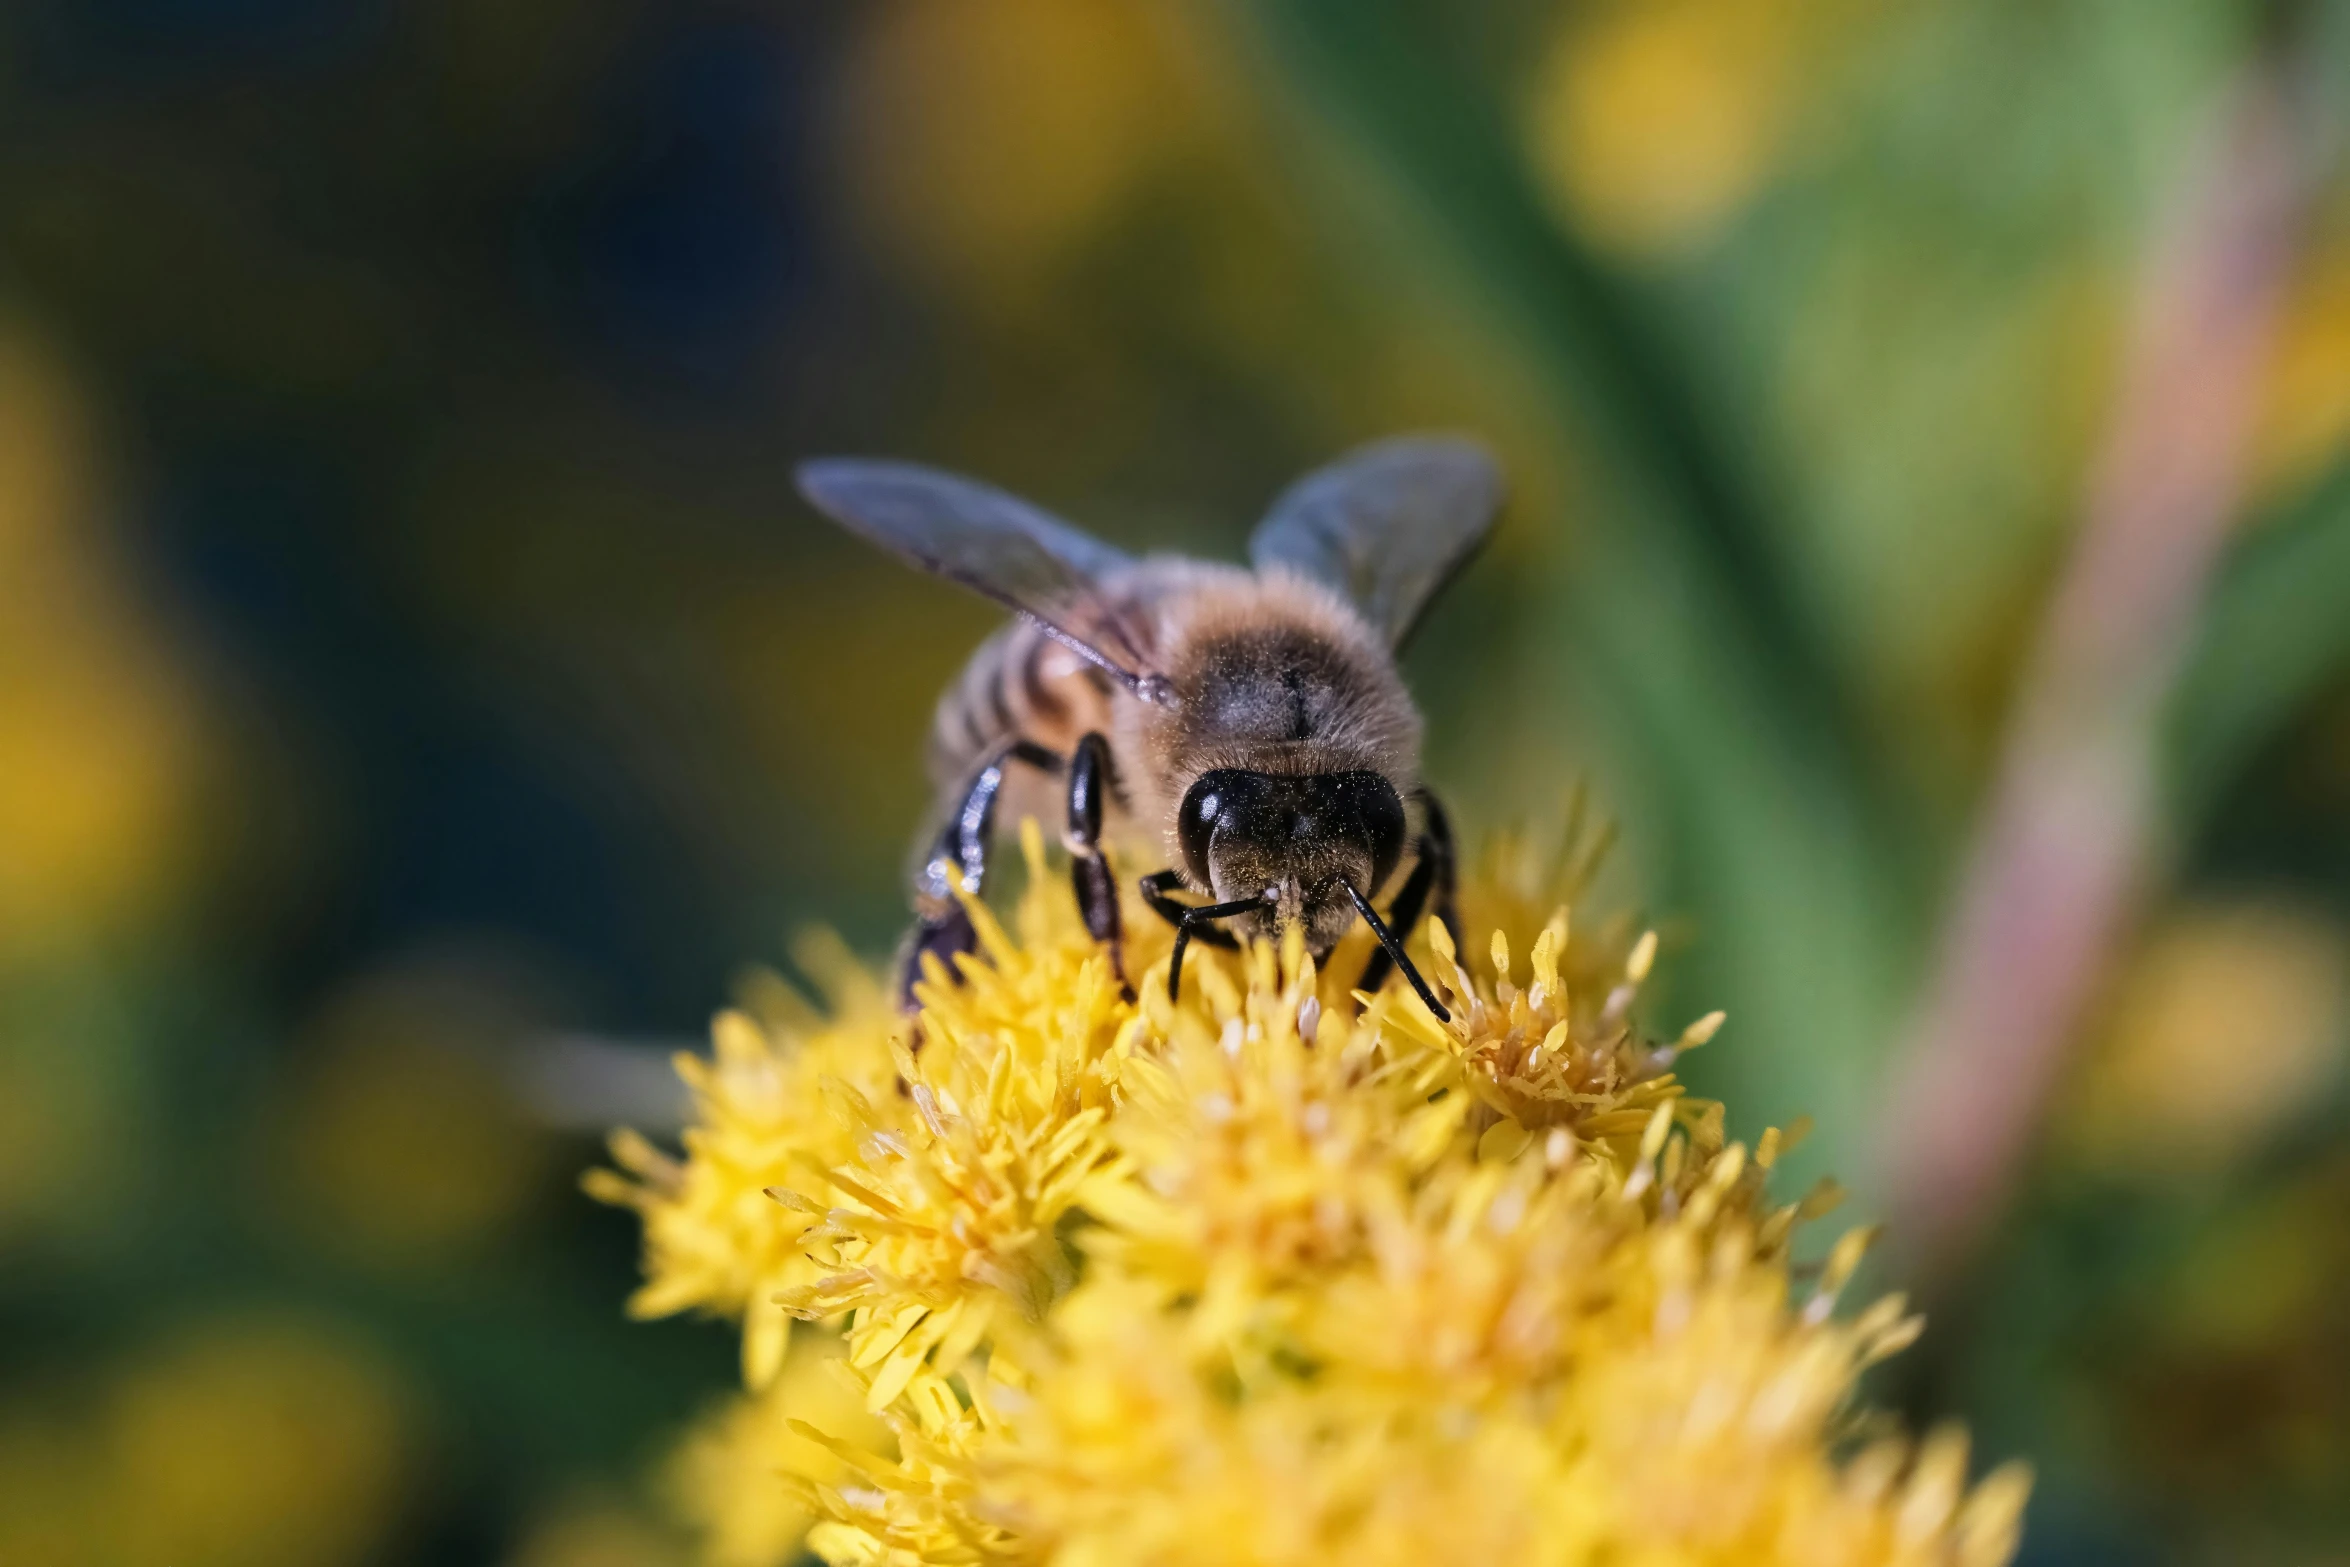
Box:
[797,458,1169,703]
[1249,435,1502,649]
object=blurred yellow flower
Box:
[108,1314,413,1567]
[663,1333,893,1567]
[271,955,559,1267]
[830,0,1190,302]
[507,1495,691,1567]
[0,322,208,954]
[0,1311,414,1567]
[2064,900,2348,1176]
[585,930,904,1388]
[1526,0,1858,256]
[600,822,2026,1567]
[2250,242,2350,499]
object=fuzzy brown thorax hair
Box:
[1116,563,1420,829]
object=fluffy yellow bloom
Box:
[585,931,904,1388]
[598,820,2027,1567]
[662,1333,892,1567]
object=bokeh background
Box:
[4,1,2349,1563]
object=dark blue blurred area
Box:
[26,0,390,81]
[3,1,848,1031]
[529,21,811,398]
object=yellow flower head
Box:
[596,819,2027,1567]
[582,930,905,1387]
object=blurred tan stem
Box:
[1879,62,2319,1285]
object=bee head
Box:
[1175,769,1408,952]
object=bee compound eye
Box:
[1176,772,1230,886]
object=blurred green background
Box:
[4,1,2349,1563]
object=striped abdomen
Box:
[925,615,1119,797]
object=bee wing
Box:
[796,458,1166,700]
[1249,435,1502,648]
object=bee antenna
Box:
[1338,879,1450,1023]
[1015,615,1178,709]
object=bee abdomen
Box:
[925,618,1107,791]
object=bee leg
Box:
[900,739,1065,1010]
[1066,732,1132,1000]
[1168,895,1273,1004]
[900,906,979,1015]
[1139,869,1241,946]
[1421,790,1462,953]
[1358,789,1459,999]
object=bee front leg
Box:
[1140,869,1240,946]
[1358,788,1459,999]
[1066,731,1132,1000]
[1422,790,1462,952]
[901,739,1063,1010]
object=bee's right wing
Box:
[796,459,1169,703]
[1249,434,1502,649]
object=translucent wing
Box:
[1249,435,1502,647]
[797,459,1167,701]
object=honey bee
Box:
[797,435,1500,1021]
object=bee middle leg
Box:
[1066,731,1133,1000]
[902,738,1063,1009]
[1358,788,1459,998]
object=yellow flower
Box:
[663,1333,892,1567]
[1525,0,1847,256]
[583,931,905,1387]
[598,819,2027,1567]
